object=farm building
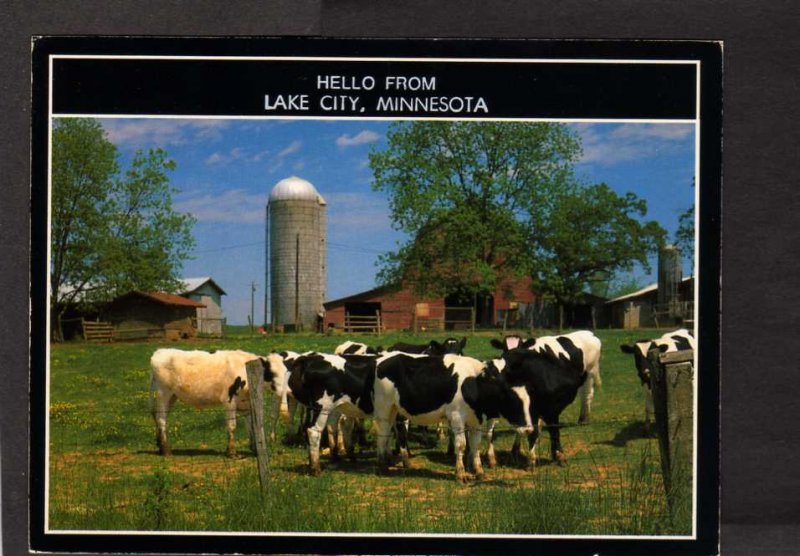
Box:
[180,277,226,336]
[323,276,605,332]
[605,276,695,329]
[104,291,206,340]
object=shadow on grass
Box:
[596,421,657,448]
[135,448,244,458]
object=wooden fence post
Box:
[649,348,694,522]
[245,359,270,493]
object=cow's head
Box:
[620,341,668,386]
[477,361,534,433]
[489,335,535,353]
[260,351,295,421]
[429,337,467,356]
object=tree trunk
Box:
[53,307,65,342]
[558,303,564,332]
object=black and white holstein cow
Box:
[284,352,378,475]
[620,328,695,431]
[491,331,602,424]
[484,345,590,468]
[334,341,383,356]
[387,337,467,357]
[150,349,288,457]
[372,352,535,482]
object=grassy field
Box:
[47,328,692,535]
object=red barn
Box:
[323,276,538,332]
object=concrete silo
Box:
[657,244,682,318]
[266,176,327,331]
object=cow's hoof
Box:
[487,456,497,469]
[456,474,468,484]
[309,465,322,477]
[578,417,589,425]
[475,471,486,482]
[555,451,567,466]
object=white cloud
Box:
[100,119,230,148]
[175,189,265,224]
[206,147,271,166]
[278,140,302,158]
[335,130,381,148]
[575,123,694,166]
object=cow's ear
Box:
[429,340,442,349]
[521,338,536,349]
[490,339,505,350]
[460,337,467,348]
[374,345,384,353]
[620,344,635,353]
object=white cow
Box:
[149,349,288,457]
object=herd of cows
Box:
[149,329,696,482]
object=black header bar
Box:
[50,54,697,120]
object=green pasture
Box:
[46,328,692,535]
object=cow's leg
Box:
[152,388,176,456]
[547,416,567,465]
[468,427,484,480]
[525,420,541,469]
[511,430,525,463]
[643,385,654,433]
[224,403,238,458]
[341,416,357,461]
[485,419,498,468]
[374,409,397,473]
[578,373,594,425]
[450,414,468,483]
[306,407,329,476]
[395,417,412,468]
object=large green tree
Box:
[530,183,666,328]
[370,121,581,297]
[51,118,195,339]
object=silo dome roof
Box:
[269,176,326,204]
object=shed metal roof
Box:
[180,277,227,296]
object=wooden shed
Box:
[105,291,205,340]
[180,277,226,336]
[605,276,694,329]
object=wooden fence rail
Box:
[344,311,383,334]
[81,319,113,342]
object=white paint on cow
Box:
[149,349,267,457]
[317,353,347,371]
[491,358,506,372]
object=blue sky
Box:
[94,118,695,325]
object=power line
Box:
[193,239,387,256]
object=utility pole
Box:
[250,281,257,332]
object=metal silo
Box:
[657,244,682,317]
[266,176,327,331]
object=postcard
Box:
[30,37,722,555]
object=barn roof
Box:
[605,276,693,304]
[180,277,227,296]
[323,284,398,308]
[113,291,206,308]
